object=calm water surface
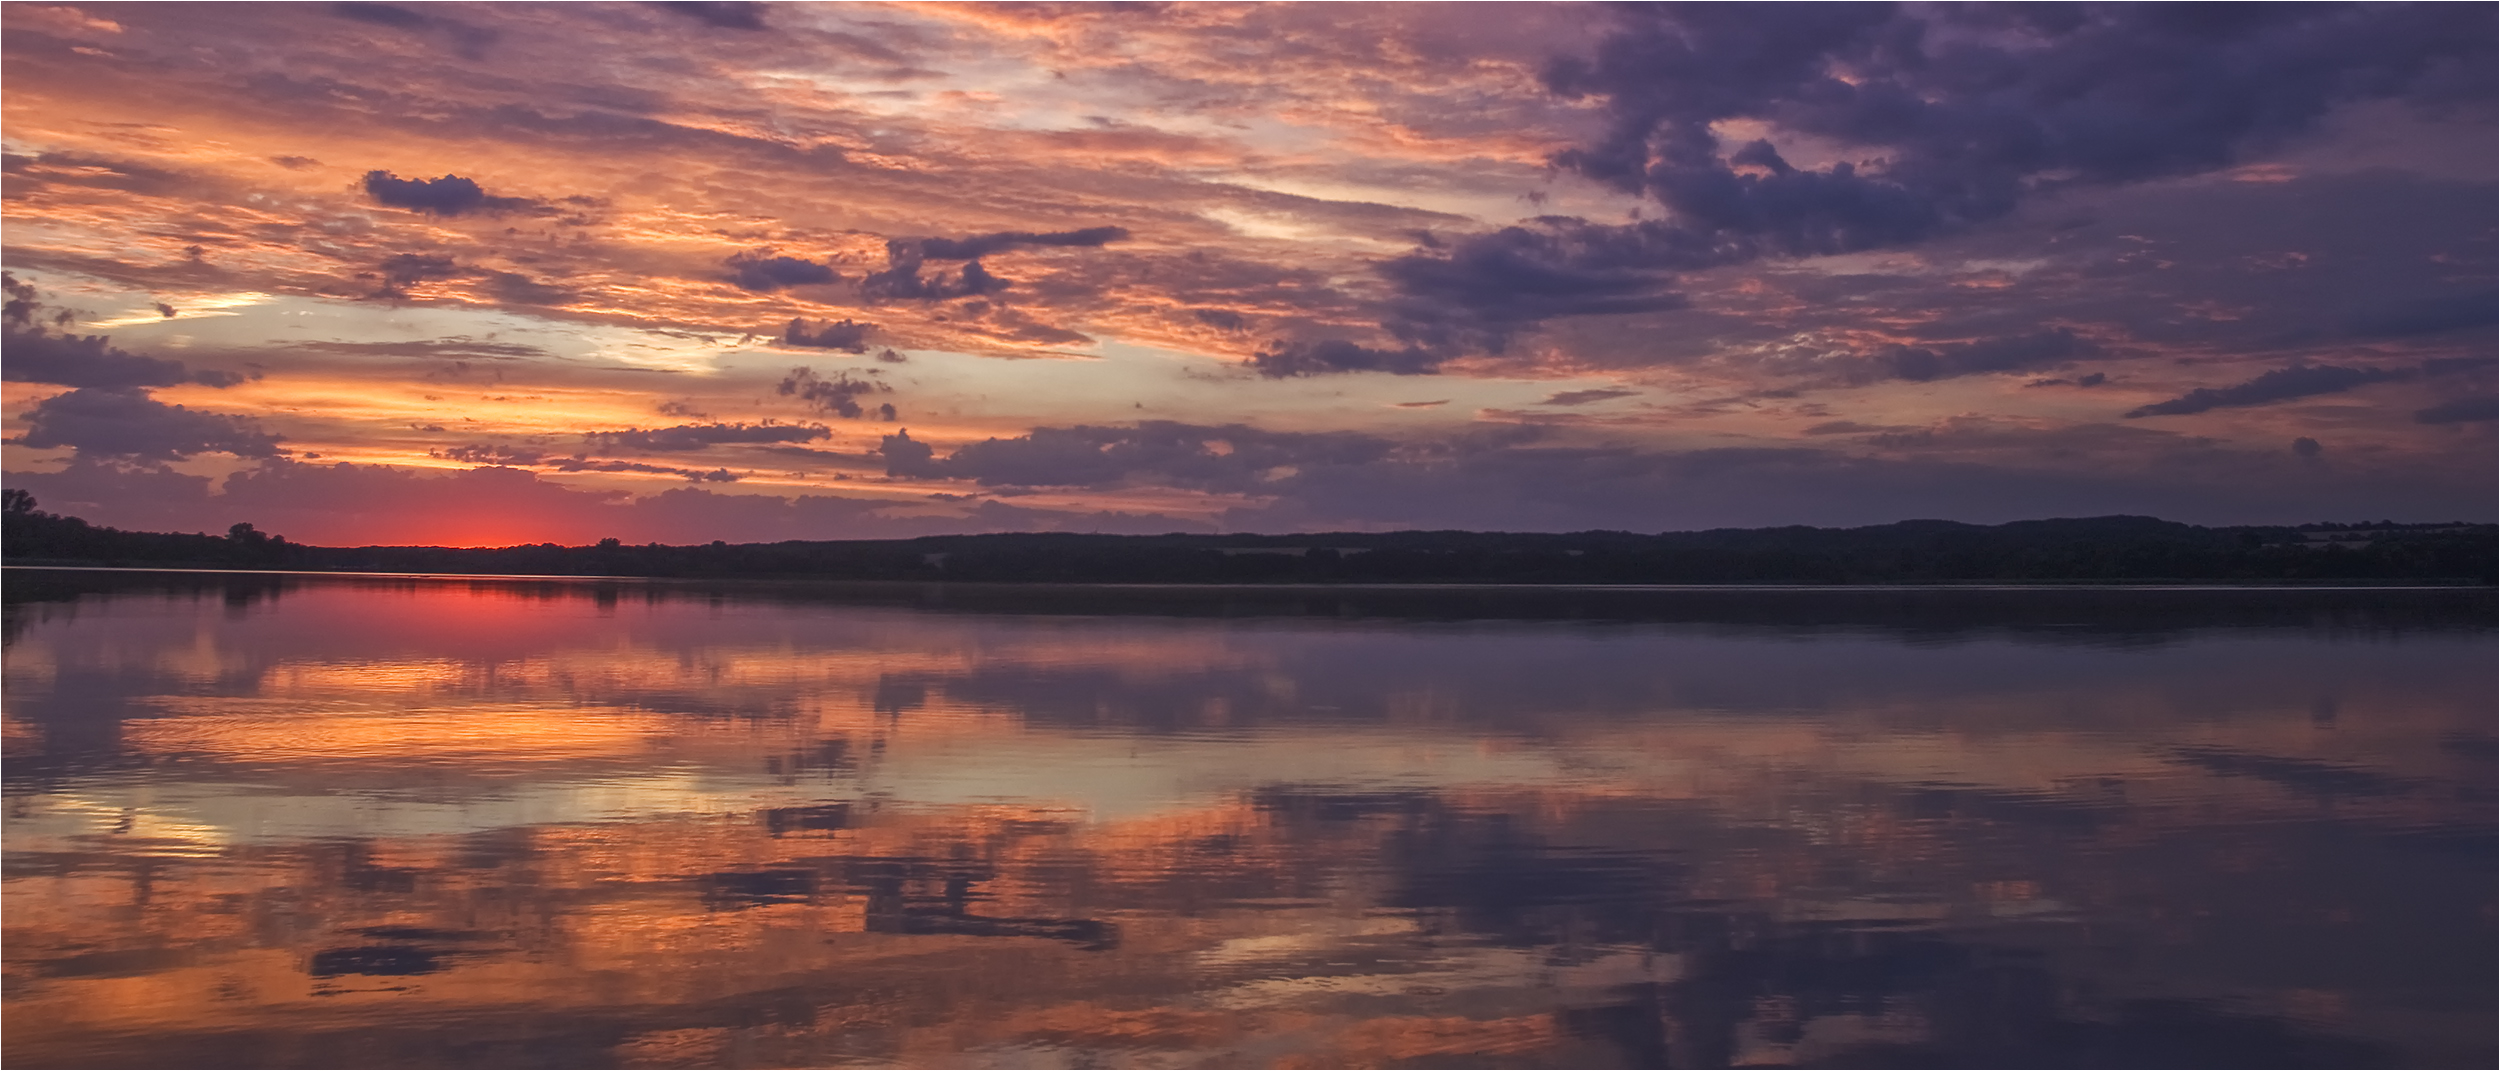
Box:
[3,571,2492,1068]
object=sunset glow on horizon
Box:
[3,2,2491,547]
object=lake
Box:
[3,570,2491,1068]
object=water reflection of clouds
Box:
[2,574,2490,1068]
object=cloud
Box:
[13,388,287,461]
[644,1,765,31]
[845,412,2490,532]
[2341,291,2499,338]
[1802,421,1905,436]
[878,429,938,476]
[586,422,833,452]
[329,3,430,29]
[11,417,2491,547]
[4,459,1209,547]
[432,444,546,466]
[1271,4,2498,372]
[1,273,239,389]
[859,246,1009,302]
[1252,339,1438,378]
[298,337,547,360]
[780,318,875,351]
[2415,395,2498,424]
[0,271,69,331]
[2292,436,2324,458]
[330,3,498,60]
[1549,6,2491,237]
[370,253,462,298]
[1353,219,1698,366]
[726,250,839,292]
[361,171,538,216]
[545,458,739,482]
[879,420,1393,491]
[2126,364,2406,418]
[5,326,195,390]
[860,227,1126,302]
[984,308,1092,347]
[431,443,743,482]
[916,226,1129,261]
[776,367,892,419]
[1848,329,2102,385]
[6,4,2489,536]
[484,270,571,305]
[1541,388,1637,406]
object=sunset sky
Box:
[3,1,2492,546]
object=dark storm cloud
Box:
[645,2,767,31]
[777,367,891,419]
[361,171,539,217]
[2,274,238,389]
[2126,364,2407,418]
[1281,3,2498,373]
[780,318,874,352]
[1547,4,2490,240]
[725,250,839,292]
[2414,395,2498,424]
[587,422,833,452]
[1357,218,1701,366]
[879,421,1393,491]
[13,388,286,461]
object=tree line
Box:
[4,491,2491,584]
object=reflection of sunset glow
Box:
[130,704,669,764]
[4,576,2492,1067]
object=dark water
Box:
[4,570,2491,1069]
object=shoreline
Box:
[7,563,2492,592]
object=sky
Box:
[1,1,2492,547]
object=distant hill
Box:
[3,491,2491,584]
